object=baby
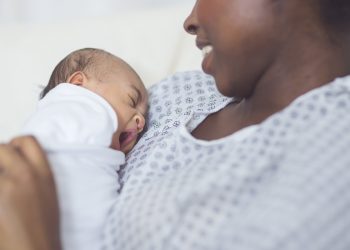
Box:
[21,48,148,250]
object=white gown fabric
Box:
[102,71,350,250]
[21,83,125,250]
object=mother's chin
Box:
[212,73,253,100]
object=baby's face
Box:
[86,64,148,154]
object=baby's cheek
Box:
[110,132,121,151]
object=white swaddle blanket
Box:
[21,84,125,250]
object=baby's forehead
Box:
[94,58,130,77]
[95,55,146,91]
[112,59,145,88]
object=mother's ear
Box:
[67,71,87,86]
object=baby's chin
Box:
[109,138,135,154]
[120,140,137,154]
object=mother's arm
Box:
[0,136,61,250]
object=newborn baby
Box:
[21,48,148,250]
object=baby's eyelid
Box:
[131,98,137,107]
[134,94,142,107]
[128,94,137,107]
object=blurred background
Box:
[0,0,202,141]
[0,0,190,24]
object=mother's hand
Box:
[0,136,61,250]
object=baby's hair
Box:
[40,48,116,99]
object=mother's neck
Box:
[240,33,350,123]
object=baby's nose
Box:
[135,114,145,133]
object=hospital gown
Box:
[102,71,350,250]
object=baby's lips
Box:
[119,129,138,149]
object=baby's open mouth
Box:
[119,129,138,149]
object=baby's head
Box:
[42,48,148,153]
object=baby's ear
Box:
[67,71,87,86]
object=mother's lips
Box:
[202,45,213,58]
[196,38,211,49]
[195,39,213,58]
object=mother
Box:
[1,0,350,249]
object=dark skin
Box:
[0,137,61,250]
[185,0,350,140]
[1,0,350,249]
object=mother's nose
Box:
[183,3,199,35]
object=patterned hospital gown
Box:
[102,71,350,250]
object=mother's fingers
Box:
[0,137,61,250]
[10,136,51,177]
[0,143,29,178]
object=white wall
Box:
[0,0,192,23]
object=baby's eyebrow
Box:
[131,85,142,99]
[130,84,147,116]
[131,85,142,102]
